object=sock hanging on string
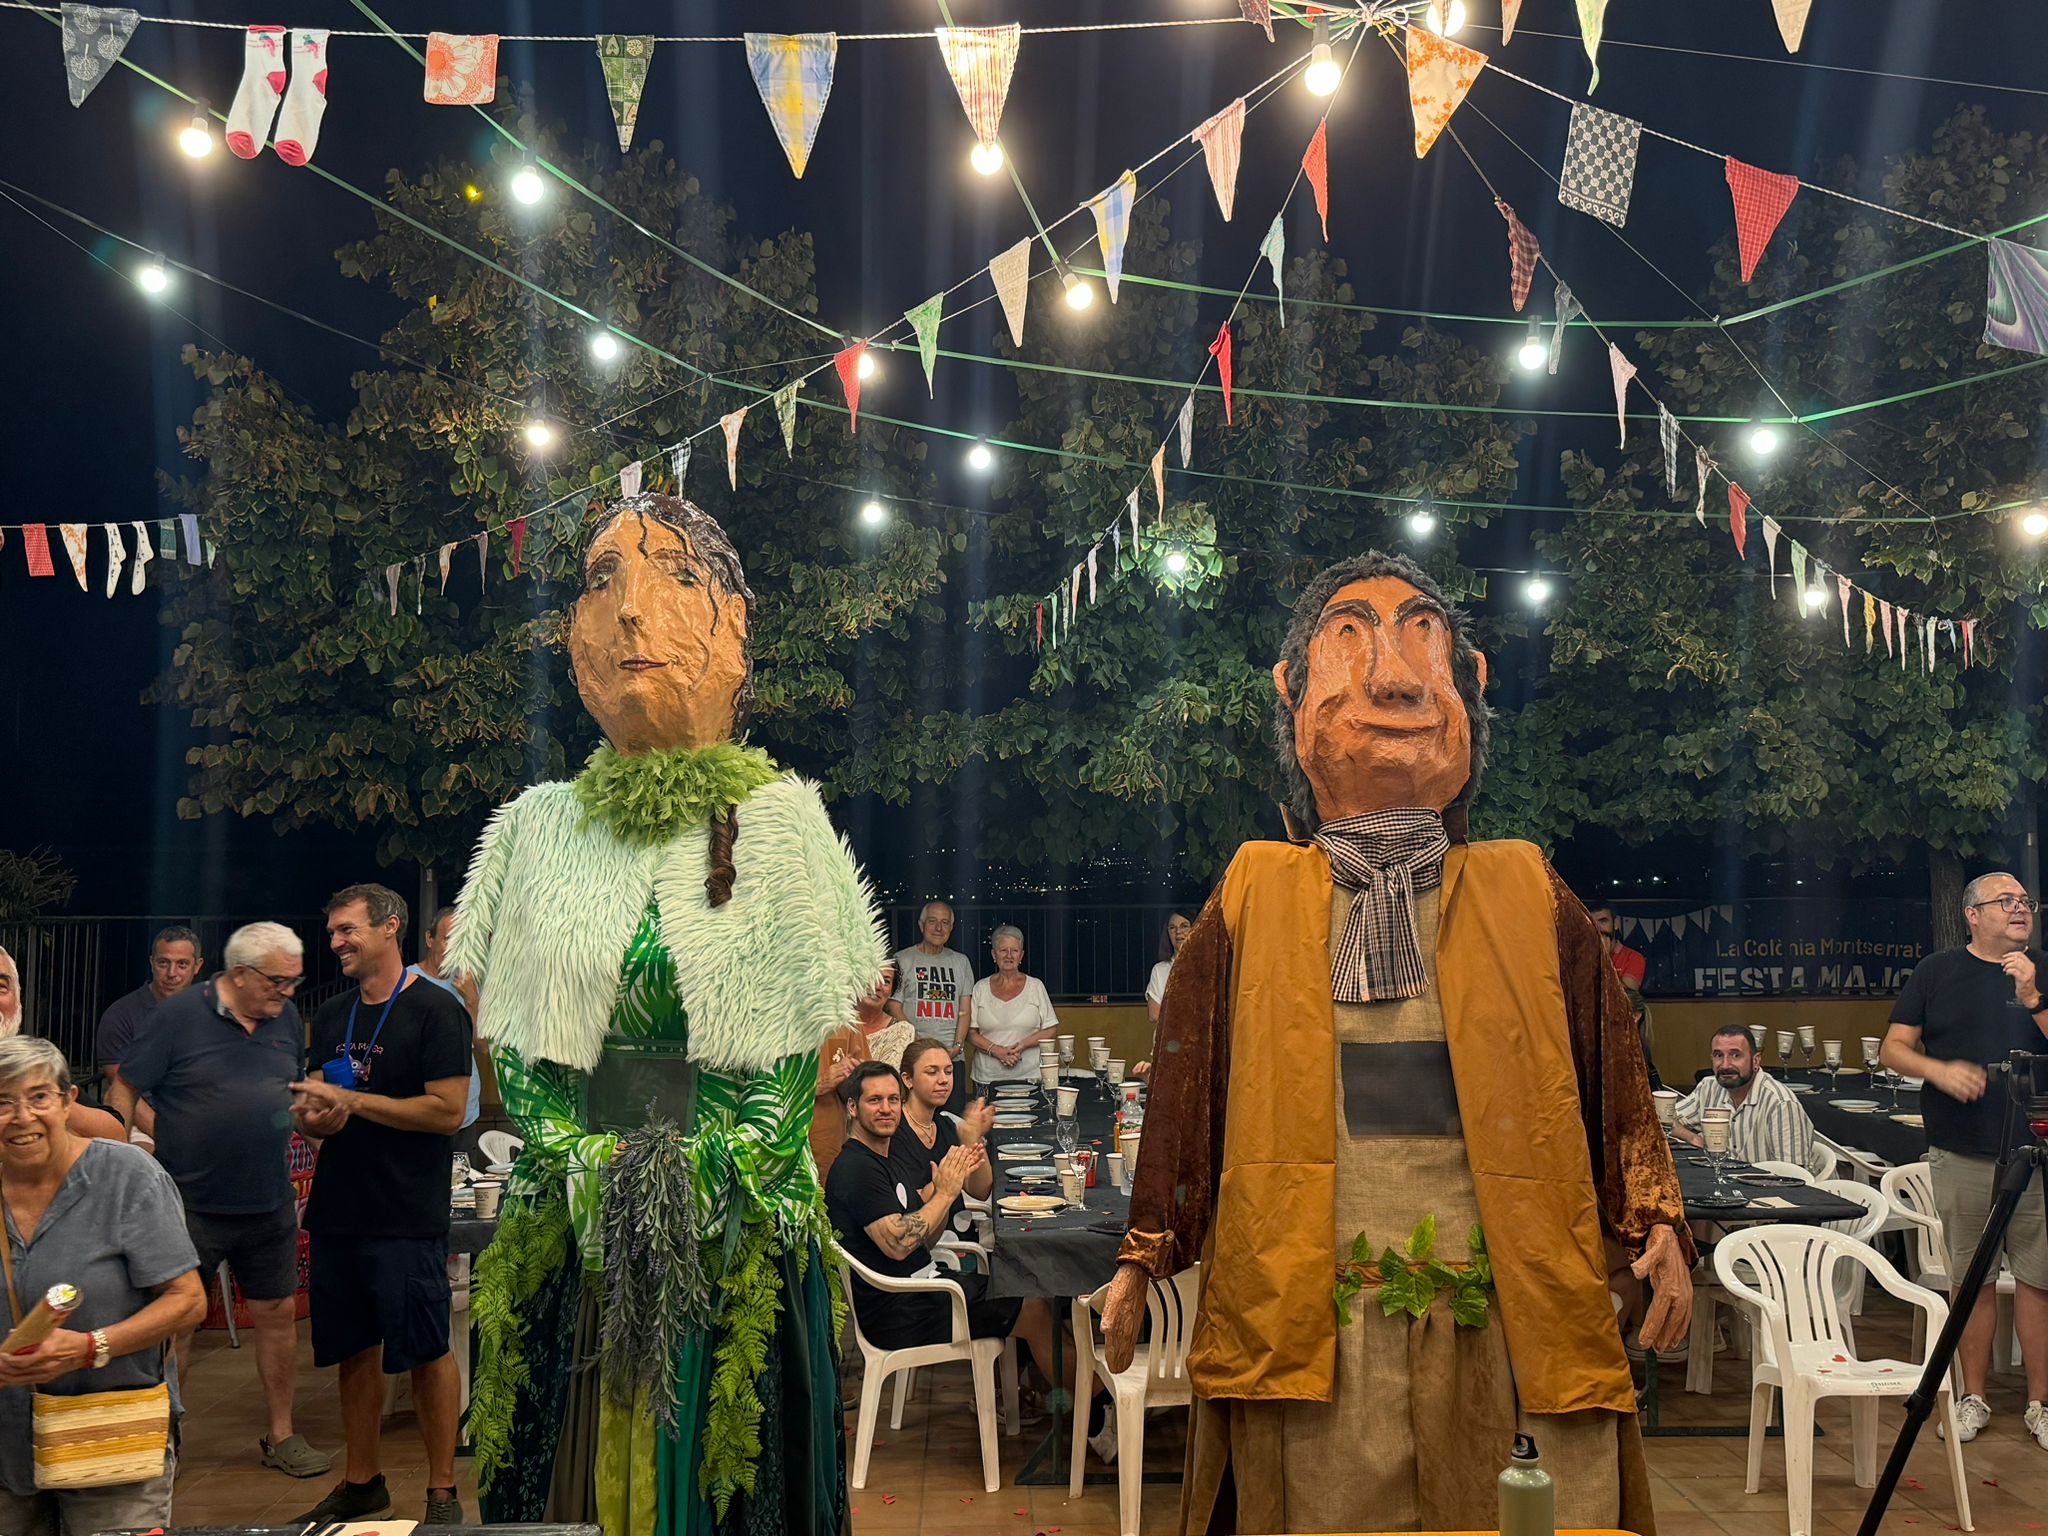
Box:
[273,30,329,167]
[225,26,287,158]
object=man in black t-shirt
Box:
[289,885,472,1528]
[1884,870,2048,1444]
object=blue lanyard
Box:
[343,978,405,1062]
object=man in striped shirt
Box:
[1671,1024,1817,1168]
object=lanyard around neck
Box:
[344,975,406,1061]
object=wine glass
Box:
[1823,1039,1842,1086]
[1797,1025,1817,1075]
[1861,1036,1890,1106]
[1776,1030,1796,1079]
[1055,1113,1080,1160]
[1701,1108,1736,1200]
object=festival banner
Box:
[1615,898,1930,998]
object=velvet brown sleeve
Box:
[1551,865,1696,1267]
[1118,889,1231,1279]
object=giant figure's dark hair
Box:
[1271,551,1491,841]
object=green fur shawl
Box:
[445,772,887,1075]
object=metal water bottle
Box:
[1498,1433,1554,1536]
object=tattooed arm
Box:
[864,1143,981,1262]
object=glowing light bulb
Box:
[967,441,994,472]
[970,141,1005,176]
[1062,273,1095,311]
[1305,43,1342,97]
[136,262,170,296]
[178,113,213,159]
[1524,576,1553,606]
[1747,422,1783,457]
[1407,509,1437,537]
[2021,509,2048,539]
[1164,548,1190,576]
[510,165,545,205]
[523,420,555,450]
[859,500,889,528]
[855,349,878,382]
[1515,335,1547,372]
[589,331,620,362]
[463,183,482,201]
[1801,584,1828,613]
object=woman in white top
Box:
[967,925,1059,1083]
[1144,911,1195,1023]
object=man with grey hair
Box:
[95,924,205,1137]
[109,919,332,1478]
[1884,870,2048,1448]
[887,899,976,1072]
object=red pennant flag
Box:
[1726,481,1751,558]
[1208,322,1233,424]
[1034,602,1043,652]
[1496,199,1540,313]
[1962,617,1975,668]
[509,516,527,576]
[1725,157,1800,282]
[835,341,867,433]
[1303,120,1329,241]
[22,524,54,577]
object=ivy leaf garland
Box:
[598,1120,712,1432]
[1332,1216,1495,1329]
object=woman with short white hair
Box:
[966,925,1060,1083]
[0,1036,206,1534]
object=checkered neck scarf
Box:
[1313,808,1450,1003]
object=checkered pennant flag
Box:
[1557,102,1640,227]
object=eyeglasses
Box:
[249,969,304,993]
[0,1088,64,1120]
[1969,896,2040,915]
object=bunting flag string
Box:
[1607,344,1635,448]
[833,341,865,433]
[1405,26,1487,160]
[1726,157,1801,282]
[744,32,836,179]
[596,35,653,153]
[934,24,1019,158]
[1192,98,1245,222]
[1496,199,1539,313]
[1209,324,1234,425]
[905,293,943,396]
[989,239,1030,348]
[1089,171,1137,303]
[719,407,746,488]
[1303,120,1329,240]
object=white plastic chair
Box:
[1752,1159,1817,1184]
[1069,1266,1201,1536]
[475,1128,523,1168]
[834,1246,1019,1492]
[1817,1131,1894,1187]
[1880,1162,2020,1369]
[1802,1139,1839,1180]
[1714,1224,1972,1536]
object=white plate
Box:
[997,1141,1052,1156]
[1006,1164,1056,1178]
[1785,1083,1816,1094]
[998,1194,1063,1215]
[1889,1113,1925,1128]
[1835,1100,1882,1113]
[991,1114,1038,1128]
[992,1085,1036,1097]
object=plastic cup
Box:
[1776,1030,1795,1058]
[1651,1089,1679,1128]
[1824,1040,1843,1066]
[1059,1168,1086,1207]
[1058,1034,1075,1064]
[473,1183,503,1219]
[1106,1151,1126,1191]
[1056,1084,1079,1116]
[1107,1058,1126,1086]
[1119,1129,1141,1176]
[1701,1109,1732,1156]
[1040,1059,1061,1089]
[1797,1025,1817,1048]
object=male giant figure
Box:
[1102,553,1693,1533]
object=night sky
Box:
[2,1,2040,919]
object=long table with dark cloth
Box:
[982,1075,1129,1302]
[1781,1067,1928,1167]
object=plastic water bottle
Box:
[1498,1433,1554,1536]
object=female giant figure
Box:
[449,495,884,1535]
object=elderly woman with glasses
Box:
[966,925,1060,1084]
[0,1036,206,1536]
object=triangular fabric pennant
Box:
[670,441,692,490]
[385,563,401,616]
[1034,602,1042,653]
[128,520,150,593]
[1879,598,1894,657]
[1302,120,1329,240]
[1790,542,1809,601]
[1576,0,1610,90]
[1761,516,1781,595]
[58,523,88,590]
[437,542,453,593]
[744,32,837,179]
[1924,617,1937,674]
[618,460,643,498]
[1983,238,2048,357]
[1496,199,1540,313]
[1895,606,1909,668]
[1209,323,1234,425]
[1962,617,1976,668]
[22,524,52,577]
[1112,526,1122,574]
[1177,394,1195,467]
[60,5,139,109]
[934,25,1020,151]
[1864,591,1877,652]
[834,342,865,433]
[1837,574,1854,646]
[1558,103,1640,226]
[1128,490,1140,554]
[1239,0,1274,42]
[509,516,527,577]
[1089,171,1137,302]
[1772,0,1812,52]
[204,538,217,569]
[1548,280,1581,374]
[413,555,424,615]
[1070,564,1082,620]
[101,522,123,597]
[475,531,488,589]
[1659,406,1680,496]
[1607,344,1635,447]
[1501,0,1524,44]
[773,382,800,456]
[179,513,202,564]
[1087,545,1098,605]
[1726,157,1800,282]
[1669,912,1688,939]
[906,293,944,396]
[720,408,747,489]
[1152,445,1167,524]
[1405,27,1488,159]
[989,238,1030,348]
[1261,214,1286,322]
[1726,482,1750,558]
[596,35,654,153]
[1694,448,1713,525]
[1191,98,1245,222]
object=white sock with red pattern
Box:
[224,26,286,159]
[272,30,330,167]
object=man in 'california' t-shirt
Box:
[887,901,975,1065]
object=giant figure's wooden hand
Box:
[1100,1261,1150,1374]
[1632,1223,1692,1353]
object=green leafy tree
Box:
[0,848,78,921]
[157,124,954,873]
[1482,108,2048,935]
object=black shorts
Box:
[184,1204,302,1303]
[308,1233,451,1374]
[861,1270,1021,1352]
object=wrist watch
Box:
[90,1329,111,1370]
